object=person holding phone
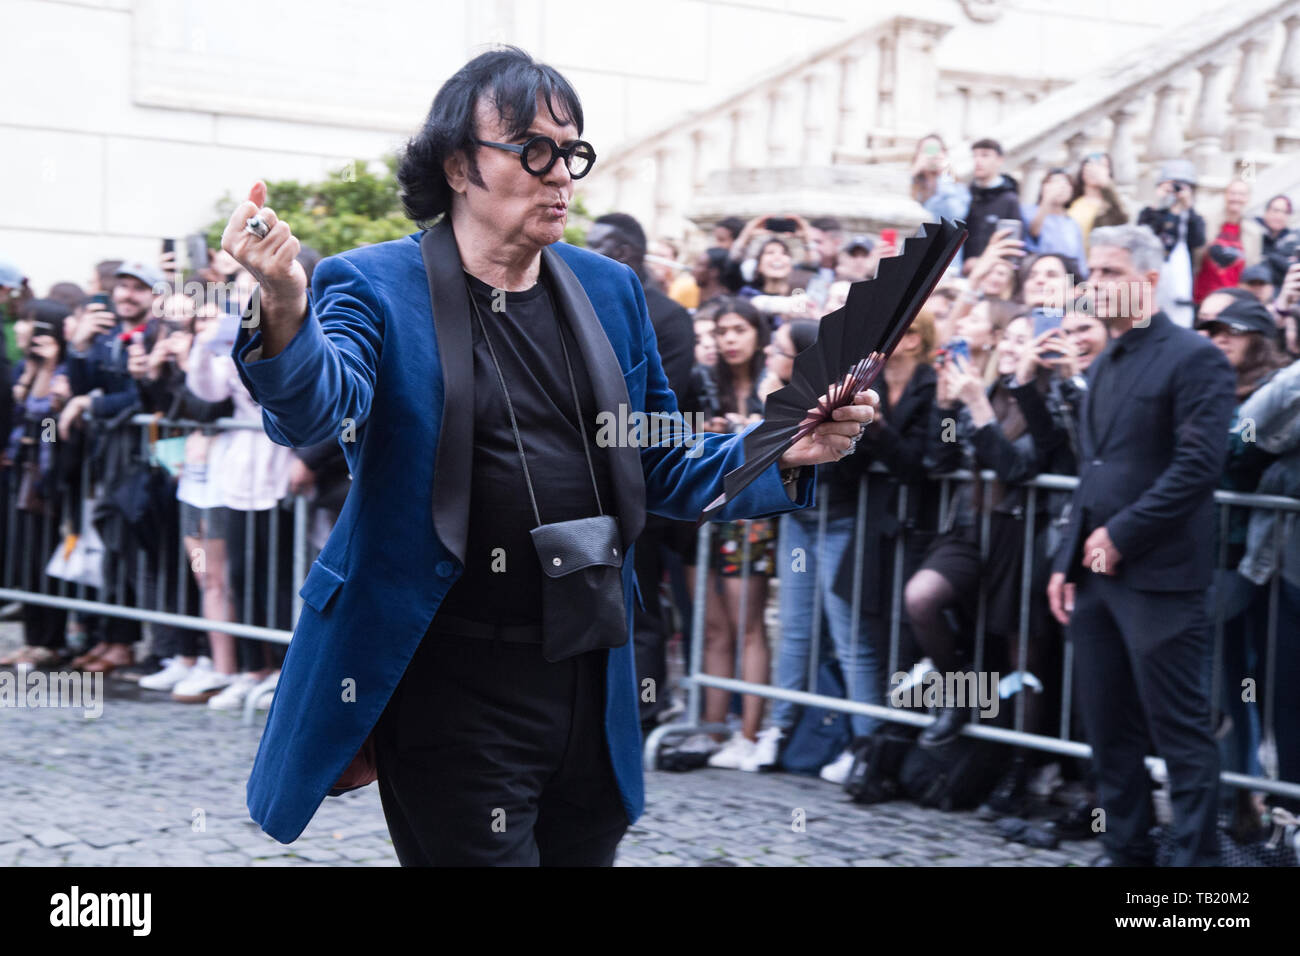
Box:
[1022,168,1087,278]
[963,138,1024,271]
[1138,160,1206,328]
[2,299,72,668]
[61,262,167,676]
[910,133,969,223]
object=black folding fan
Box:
[700,217,967,519]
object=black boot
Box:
[919,704,969,749]
[978,755,1029,820]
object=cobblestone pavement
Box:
[0,623,1097,867]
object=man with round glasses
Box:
[222,45,876,866]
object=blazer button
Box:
[435,560,455,578]
[1091,458,1102,466]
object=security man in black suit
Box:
[1047,223,1236,867]
[586,213,695,729]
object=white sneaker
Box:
[249,670,280,711]
[139,658,193,691]
[741,726,785,772]
[818,748,857,785]
[707,732,756,770]
[208,673,261,710]
[172,661,233,703]
[675,733,720,755]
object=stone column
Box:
[1144,83,1185,165]
[1189,59,1231,183]
[766,84,792,166]
[801,67,832,167]
[1108,104,1140,207]
[1230,36,1271,156]
[1273,15,1300,151]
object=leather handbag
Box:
[468,277,628,663]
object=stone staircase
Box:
[579,0,1300,238]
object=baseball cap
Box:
[1157,159,1198,188]
[0,257,25,289]
[844,235,874,254]
[1196,297,1276,337]
[1240,263,1274,285]
[115,260,165,290]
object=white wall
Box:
[3,0,1237,290]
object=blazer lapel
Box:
[422,220,474,565]
[541,244,647,549]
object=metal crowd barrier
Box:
[0,413,317,722]
[646,467,1300,802]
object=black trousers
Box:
[373,623,630,866]
[633,520,671,728]
[1069,572,1220,866]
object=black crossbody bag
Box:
[466,279,628,662]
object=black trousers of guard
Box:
[1069,572,1220,866]
[373,620,630,866]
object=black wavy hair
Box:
[396,45,584,225]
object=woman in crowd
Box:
[1022,169,1087,278]
[692,298,780,770]
[169,274,295,710]
[0,300,71,666]
[739,237,814,325]
[1259,193,1300,288]
[904,301,1053,749]
[944,229,1026,330]
[1067,152,1128,252]
[1235,346,1300,812]
[910,133,970,223]
[1194,297,1293,822]
[769,313,940,782]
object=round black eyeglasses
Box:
[475,135,597,179]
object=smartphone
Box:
[90,292,117,317]
[996,219,1023,243]
[764,217,797,233]
[1032,307,1063,337]
[946,337,971,366]
[186,234,210,272]
[880,228,898,247]
[162,237,176,258]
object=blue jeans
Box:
[771,509,884,739]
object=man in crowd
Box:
[586,211,695,730]
[1048,224,1236,866]
[1138,159,1206,328]
[805,215,843,308]
[962,138,1022,270]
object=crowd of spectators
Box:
[3,133,1299,851]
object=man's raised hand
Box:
[221,181,309,356]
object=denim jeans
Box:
[771,509,884,739]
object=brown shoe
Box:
[70,642,111,669]
[0,645,36,667]
[83,645,133,674]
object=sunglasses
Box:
[475,135,596,179]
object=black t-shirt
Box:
[436,269,617,624]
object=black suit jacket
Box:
[642,285,693,408]
[1051,311,1235,590]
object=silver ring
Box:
[244,215,269,240]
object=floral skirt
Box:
[710,518,778,577]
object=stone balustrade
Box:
[582,1,1300,241]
